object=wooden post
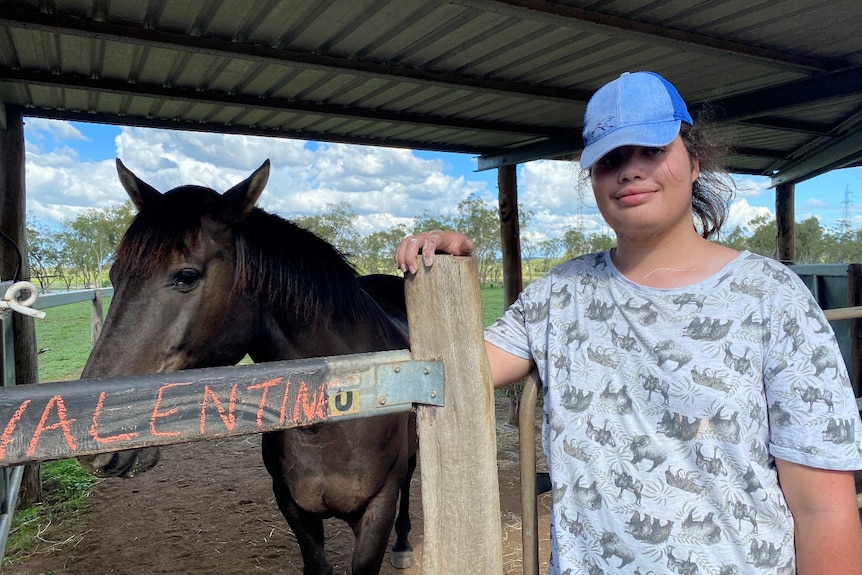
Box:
[404,255,503,574]
[0,105,41,505]
[498,164,523,306]
[518,370,541,575]
[775,182,795,264]
[498,165,525,426]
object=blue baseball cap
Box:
[580,71,693,170]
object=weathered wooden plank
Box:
[405,255,504,574]
[824,306,862,322]
[0,350,443,466]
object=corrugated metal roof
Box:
[1,0,860,183]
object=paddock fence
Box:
[0,284,114,563]
[0,256,506,574]
[0,298,23,561]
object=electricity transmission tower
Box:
[839,184,852,233]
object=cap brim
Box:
[580,120,682,170]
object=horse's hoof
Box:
[390,551,415,569]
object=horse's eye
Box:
[172,269,200,290]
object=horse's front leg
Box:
[263,433,333,575]
[270,479,332,575]
[348,478,402,575]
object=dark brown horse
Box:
[78,160,416,575]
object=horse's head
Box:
[78,159,271,477]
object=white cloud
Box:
[23,119,856,241]
[515,159,609,240]
[804,198,830,209]
[24,122,491,236]
[24,117,88,149]
[518,160,586,211]
[25,149,124,222]
[731,175,771,199]
[725,198,773,233]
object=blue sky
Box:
[22,118,862,242]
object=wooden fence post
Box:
[404,255,503,574]
[0,105,41,506]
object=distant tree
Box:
[455,195,503,283]
[292,202,360,256]
[520,235,539,280]
[538,237,565,272]
[735,214,777,258]
[794,217,826,263]
[590,233,615,253]
[355,226,410,275]
[823,226,862,263]
[561,227,615,258]
[59,202,135,288]
[563,228,590,258]
[26,220,62,292]
[412,211,455,234]
[412,194,502,283]
[717,225,750,252]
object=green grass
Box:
[480,284,505,327]
[34,298,109,383]
[5,459,101,566]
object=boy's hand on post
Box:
[395,230,474,274]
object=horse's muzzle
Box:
[77,447,161,478]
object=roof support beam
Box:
[0,7,590,105]
[455,0,842,73]
[0,68,564,140]
[770,129,862,186]
[710,67,862,121]
[478,67,862,173]
[741,118,836,137]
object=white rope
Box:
[0,281,46,319]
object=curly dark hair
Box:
[680,110,737,239]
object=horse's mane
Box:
[113,186,378,327]
[235,208,374,326]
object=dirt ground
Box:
[4,398,551,575]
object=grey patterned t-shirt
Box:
[485,250,862,575]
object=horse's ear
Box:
[221,160,271,220]
[116,159,163,211]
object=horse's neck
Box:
[249,305,407,363]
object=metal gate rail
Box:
[0,281,24,564]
